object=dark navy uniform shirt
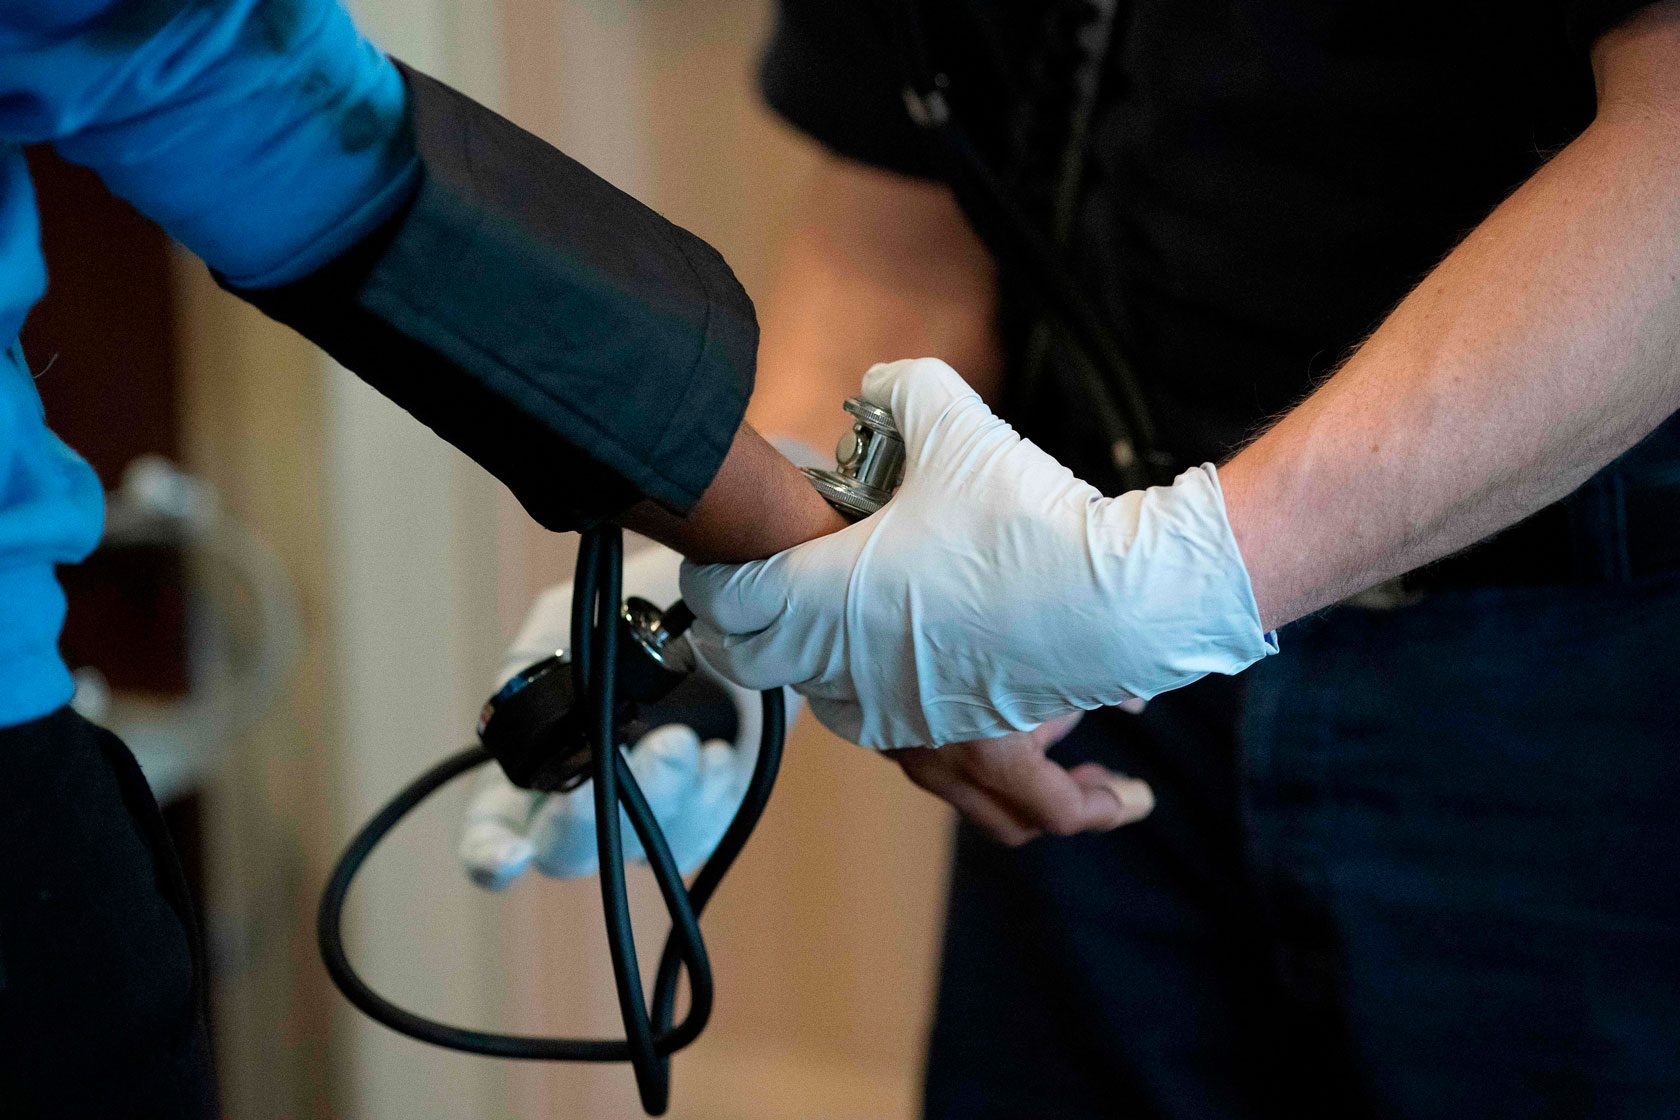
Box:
[760,0,1656,478]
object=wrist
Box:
[1087,465,1276,700]
[622,422,849,563]
[1214,447,1290,632]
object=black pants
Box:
[0,708,218,1118]
[924,576,1680,1120]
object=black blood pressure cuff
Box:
[229,62,756,530]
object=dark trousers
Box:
[0,708,218,1118]
[924,575,1680,1120]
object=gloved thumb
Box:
[860,358,1011,471]
[679,554,829,695]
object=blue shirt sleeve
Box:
[0,0,418,287]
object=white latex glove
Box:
[459,544,793,889]
[679,358,1276,750]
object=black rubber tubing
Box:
[316,524,786,1116]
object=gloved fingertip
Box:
[860,358,983,461]
[459,832,535,891]
[678,557,788,637]
[637,722,702,761]
[465,865,519,892]
[806,696,869,748]
[859,357,965,409]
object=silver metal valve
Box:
[803,397,906,520]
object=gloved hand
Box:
[459,544,791,889]
[679,358,1276,750]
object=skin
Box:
[621,422,849,563]
[1221,3,1680,629]
[748,159,1153,840]
[744,3,1680,845]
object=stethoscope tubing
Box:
[316,524,786,1116]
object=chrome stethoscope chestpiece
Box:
[802,397,906,520]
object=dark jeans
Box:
[924,575,1680,1120]
[0,708,218,1118]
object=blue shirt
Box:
[1,0,417,727]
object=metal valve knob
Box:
[803,397,906,520]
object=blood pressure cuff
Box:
[229,62,756,531]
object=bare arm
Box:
[1221,3,1680,629]
[621,422,848,563]
[623,155,1003,564]
[743,152,1151,841]
[748,154,1004,449]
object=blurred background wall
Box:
[111,1,961,1117]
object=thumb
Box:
[459,767,543,890]
[860,357,1010,471]
[662,738,750,874]
[624,723,704,822]
[679,552,793,638]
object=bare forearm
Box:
[621,422,848,563]
[624,158,1000,565]
[749,155,1002,451]
[1222,6,1680,630]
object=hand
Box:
[680,357,1275,750]
[890,712,1155,846]
[459,543,795,888]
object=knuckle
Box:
[899,761,951,796]
[1042,805,1086,836]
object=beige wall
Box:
[179,2,955,1117]
[176,259,340,1120]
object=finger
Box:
[1119,695,1147,715]
[687,616,832,693]
[692,738,753,813]
[689,642,768,743]
[942,781,1043,847]
[458,821,537,890]
[961,740,1136,836]
[680,552,842,693]
[893,749,1040,846]
[529,788,608,879]
[860,358,1013,472]
[624,723,703,821]
[459,767,545,889]
[660,739,748,873]
[804,695,868,747]
[1030,711,1085,748]
[1066,762,1156,827]
[679,552,793,637]
[609,724,708,871]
